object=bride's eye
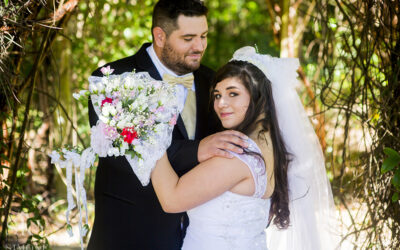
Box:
[214,94,221,99]
[229,92,238,97]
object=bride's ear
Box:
[153,27,166,48]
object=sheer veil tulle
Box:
[231,47,340,250]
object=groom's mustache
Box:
[188,51,203,55]
[186,51,204,59]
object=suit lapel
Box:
[176,116,189,139]
[132,43,162,80]
[193,69,209,140]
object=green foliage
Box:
[381,148,400,202]
[69,0,156,88]
[205,0,278,69]
[382,148,400,174]
[26,234,50,249]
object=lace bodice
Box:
[182,139,271,250]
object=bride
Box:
[151,47,337,249]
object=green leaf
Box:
[127,150,136,159]
[40,218,46,227]
[4,0,8,7]
[383,147,400,159]
[33,234,43,240]
[392,169,400,188]
[381,148,400,174]
[381,157,400,174]
[392,192,399,202]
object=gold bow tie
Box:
[163,73,196,139]
[163,73,194,89]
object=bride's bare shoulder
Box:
[197,154,251,175]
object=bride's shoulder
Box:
[202,154,247,168]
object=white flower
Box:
[102,104,117,117]
[107,147,120,157]
[116,101,122,111]
[120,141,129,155]
[99,115,109,124]
[97,82,105,93]
[116,120,126,129]
[89,83,98,93]
[124,78,135,89]
[49,150,61,164]
[102,104,117,116]
[73,90,89,100]
[105,85,113,95]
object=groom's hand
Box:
[198,130,249,162]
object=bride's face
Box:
[213,77,250,129]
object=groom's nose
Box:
[192,37,206,53]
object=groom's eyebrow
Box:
[182,31,208,37]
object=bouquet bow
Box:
[49,69,182,249]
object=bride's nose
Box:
[217,96,228,108]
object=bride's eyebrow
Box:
[226,86,239,90]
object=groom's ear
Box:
[153,27,166,48]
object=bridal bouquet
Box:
[49,67,181,249]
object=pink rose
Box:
[100,66,114,76]
[169,114,177,126]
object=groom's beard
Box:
[161,42,203,75]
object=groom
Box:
[87,0,247,249]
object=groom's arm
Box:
[167,140,200,177]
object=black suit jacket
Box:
[87,43,217,250]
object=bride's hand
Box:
[198,130,249,162]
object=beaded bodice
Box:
[182,138,270,250]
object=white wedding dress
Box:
[182,139,270,250]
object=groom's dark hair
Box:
[152,0,208,37]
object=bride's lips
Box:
[220,112,233,118]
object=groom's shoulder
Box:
[197,64,215,78]
[91,43,151,77]
[91,55,135,76]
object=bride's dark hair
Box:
[211,60,291,229]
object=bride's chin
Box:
[221,123,234,130]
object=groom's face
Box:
[161,15,208,75]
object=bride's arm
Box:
[151,153,250,213]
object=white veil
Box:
[231,47,340,250]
